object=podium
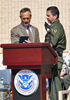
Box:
[1,43,58,100]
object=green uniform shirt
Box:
[50,20,66,50]
[51,20,66,63]
[45,20,66,63]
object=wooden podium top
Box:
[1,42,54,49]
[1,43,58,67]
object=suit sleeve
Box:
[11,29,20,43]
[35,28,40,42]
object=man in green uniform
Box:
[45,6,66,100]
[60,54,70,90]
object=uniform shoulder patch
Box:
[52,29,57,34]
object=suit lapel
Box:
[19,24,35,42]
[19,24,28,36]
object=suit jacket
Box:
[11,23,40,43]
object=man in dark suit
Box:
[11,7,40,43]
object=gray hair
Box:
[20,7,32,16]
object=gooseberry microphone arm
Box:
[44,22,53,44]
[44,22,51,31]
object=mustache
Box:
[25,22,29,24]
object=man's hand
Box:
[60,71,67,77]
[50,43,53,47]
[24,40,31,43]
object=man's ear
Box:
[54,14,58,19]
[19,16,21,18]
[30,15,32,19]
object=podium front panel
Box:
[12,69,41,100]
[1,43,58,100]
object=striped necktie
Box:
[27,26,33,42]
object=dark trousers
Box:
[49,62,62,100]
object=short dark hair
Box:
[20,7,31,16]
[47,6,59,19]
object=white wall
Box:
[0,54,7,69]
[0,54,2,64]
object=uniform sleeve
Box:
[50,23,65,47]
[51,27,61,46]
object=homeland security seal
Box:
[14,69,39,96]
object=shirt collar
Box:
[21,23,31,29]
[51,19,59,25]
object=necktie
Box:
[27,27,33,42]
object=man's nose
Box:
[25,18,29,21]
